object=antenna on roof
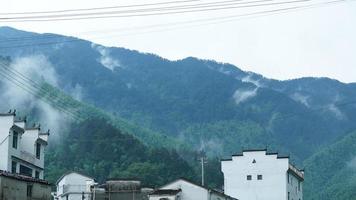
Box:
[13,109,16,114]
[32,123,36,127]
[8,109,12,113]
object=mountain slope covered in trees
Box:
[1,27,356,199]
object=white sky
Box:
[1,0,356,83]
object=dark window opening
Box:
[11,161,17,173]
[20,165,33,177]
[252,159,256,163]
[257,175,263,180]
[247,175,252,180]
[27,185,33,197]
[12,131,18,149]
[36,143,41,159]
[35,171,40,179]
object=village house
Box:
[0,110,51,200]
[54,172,152,200]
[221,149,304,200]
[148,178,237,200]
[54,171,96,200]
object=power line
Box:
[0,0,313,22]
[0,0,351,49]
[0,0,204,15]
[0,60,84,121]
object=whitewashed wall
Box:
[222,151,289,200]
[0,115,15,171]
[56,172,95,200]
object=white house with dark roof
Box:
[221,149,304,200]
[149,178,238,200]
[54,171,96,200]
[0,110,49,179]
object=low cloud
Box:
[91,43,121,71]
[327,104,345,120]
[233,87,258,105]
[347,156,356,170]
[0,55,70,140]
[291,92,310,107]
[241,74,262,88]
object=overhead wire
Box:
[0,0,352,50]
[0,0,313,22]
[0,60,84,120]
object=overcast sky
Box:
[1,0,356,83]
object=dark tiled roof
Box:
[11,125,25,133]
[0,170,50,185]
[151,189,181,195]
[36,138,48,145]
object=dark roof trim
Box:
[220,158,232,162]
[224,149,290,161]
[242,148,267,152]
[106,178,140,181]
[36,138,48,145]
[277,155,289,159]
[11,125,24,133]
[150,189,181,195]
[25,127,41,131]
[0,170,50,185]
[288,168,304,181]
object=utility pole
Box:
[199,155,208,186]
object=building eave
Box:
[0,170,50,185]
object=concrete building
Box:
[221,149,304,200]
[0,111,49,179]
[149,178,237,200]
[54,172,96,200]
[0,170,51,200]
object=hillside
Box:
[303,130,356,200]
[1,26,356,199]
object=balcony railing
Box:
[63,185,90,193]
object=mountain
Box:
[1,26,356,198]
[303,130,356,200]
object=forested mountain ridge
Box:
[1,26,356,199]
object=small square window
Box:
[247,175,252,180]
[257,175,263,180]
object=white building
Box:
[0,110,49,179]
[54,172,96,200]
[149,178,237,200]
[221,149,304,200]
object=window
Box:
[20,165,33,177]
[36,143,41,159]
[27,185,33,197]
[288,192,290,200]
[298,181,301,191]
[35,171,40,179]
[257,175,263,180]
[12,131,18,149]
[11,161,17,173]
[247,175,252,180]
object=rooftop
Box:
[0,170,50,185]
